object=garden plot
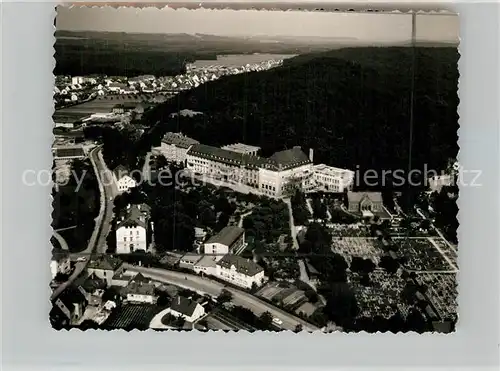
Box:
[398,238,454,271]
[414,272,458,321]
[428,237,458,268]
[328,224,371,237]
[349,271,408,319]
[256,282,290,300]
[331,238,384,265]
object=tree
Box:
[259,311,273,327]
[378,255,400,274]
[304,289,319,303]
[217,289,232,304]
[294,324,303,333]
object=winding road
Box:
[51,146,113,300]
[124,264,319,332]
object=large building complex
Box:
[185,139,354,198]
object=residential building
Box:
[312,164,355,193]
[115,204,151,254]
[125,281,157,304]
[71,76,84,85]
[347,192,384,216]
[111,271,148,287]
[112,165,137,194]
[193,255,218,276]
[50,248,71,279]
[52,146,86,161]
[215,254,267,289]
[108,82,128,93]
[166,296,205,322]
[157,132,199,164]
[221,143,261,156]
[203,226,245,258]
[86,255,124,286]
[50,286,88,326]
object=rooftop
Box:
[267,146,311,171]
[313,164,355,178]
[206,226,245,247]
[220,143,261,155]
[112,164,129,179]
[116,204,150,229]
[187,144,266,169]
[216,254,264,277]
[53,146,85,158]
[87,255,123,272]
[347,192,383,203]
[162,132,199,149]
[126,281,156,296]
[194,255,218,268]
[170,295,200,317]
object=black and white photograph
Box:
[49,4,460,333]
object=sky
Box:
[56,6,459,44]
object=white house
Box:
[71,76,84,85]
[312,164,355,193]
[216,254,267,289]
[126,281,157,304]
[115,204,151,254]
[166,296,205,323]
[156,132,199,164]
[50,249,71,279]
[203,226,245,258]
[112,165,137,194]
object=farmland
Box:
[103,304,163,330]
[398,238,454,271]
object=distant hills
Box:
[143,46,459,189]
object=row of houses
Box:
[154,132,355,198]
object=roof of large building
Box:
[116,204,150,229]
[267,146,311,171]
[220,143,261,155]
[53,146,85,158]
[347,192,383,203]
[206,226,245,247]
[170,295,201,317]
[162,132,199,149]
[87,255,123,272]
[216,254,264,277]
[187,144,266,169]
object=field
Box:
[331,237,384,264]
[414,272,458,320]
[103,304,163,330]
[328,224,371,237]
[349,271,409,319]
[191,54,296,68]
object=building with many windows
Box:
[157,132,199,164]
[312,164,355,193]
[215,254,267,289]
[115,204,152,254]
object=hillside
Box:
[144,47,459,189]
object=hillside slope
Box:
[144,47,459,188]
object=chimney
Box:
[309,148,314,163]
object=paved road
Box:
[51,146,109,300]
[52,231,69,251]
[125,265,319,332]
